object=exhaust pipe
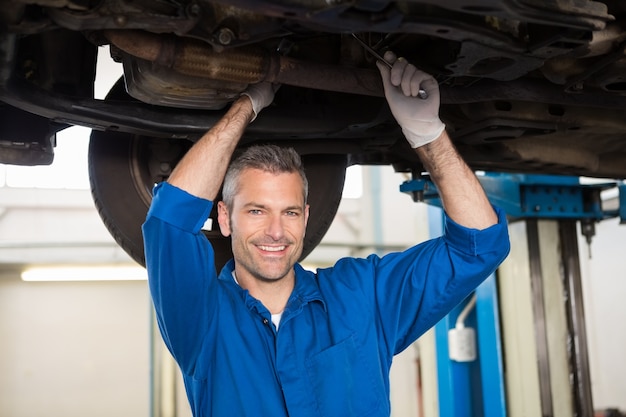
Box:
[104,30,384,97]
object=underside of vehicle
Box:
[1,0,626,266]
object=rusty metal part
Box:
[104,29,384,96]
[105,29,271,83]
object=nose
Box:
[264,213,285,241]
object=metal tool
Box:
[351,33,428,99]
[351,33,392,68]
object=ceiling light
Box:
[21,266,147,282]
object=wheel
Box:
[88,79,347,269]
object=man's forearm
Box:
[167,96,254,200]
[415,131,497,230]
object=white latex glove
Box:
[377,51,445,148]
[240,82,280,121]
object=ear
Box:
[304,204,310,228]
[217,201,232,237]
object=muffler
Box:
[104,29,384,97]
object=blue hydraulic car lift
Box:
[400,173,626,417]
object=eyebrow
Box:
[242,202,304,212]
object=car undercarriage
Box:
[2,0,626,265]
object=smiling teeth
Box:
[259,245,285,252]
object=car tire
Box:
[88,79,347,269]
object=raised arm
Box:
[167,83,277,200]
[377,53,497,230]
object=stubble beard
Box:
[230,225,301,284]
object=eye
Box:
[285,211,300,217]
[248,209,263,215]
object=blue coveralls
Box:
[143,182,510,417]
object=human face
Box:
[217,168,309,284]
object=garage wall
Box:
[0,276,151,417]
[578,218,626,411]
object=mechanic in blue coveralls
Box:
[143,51,510,417]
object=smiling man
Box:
[217,148,309,315]
[142,52,510,417]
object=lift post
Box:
[401,173,625,417]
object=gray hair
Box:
[221,145,308,210]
